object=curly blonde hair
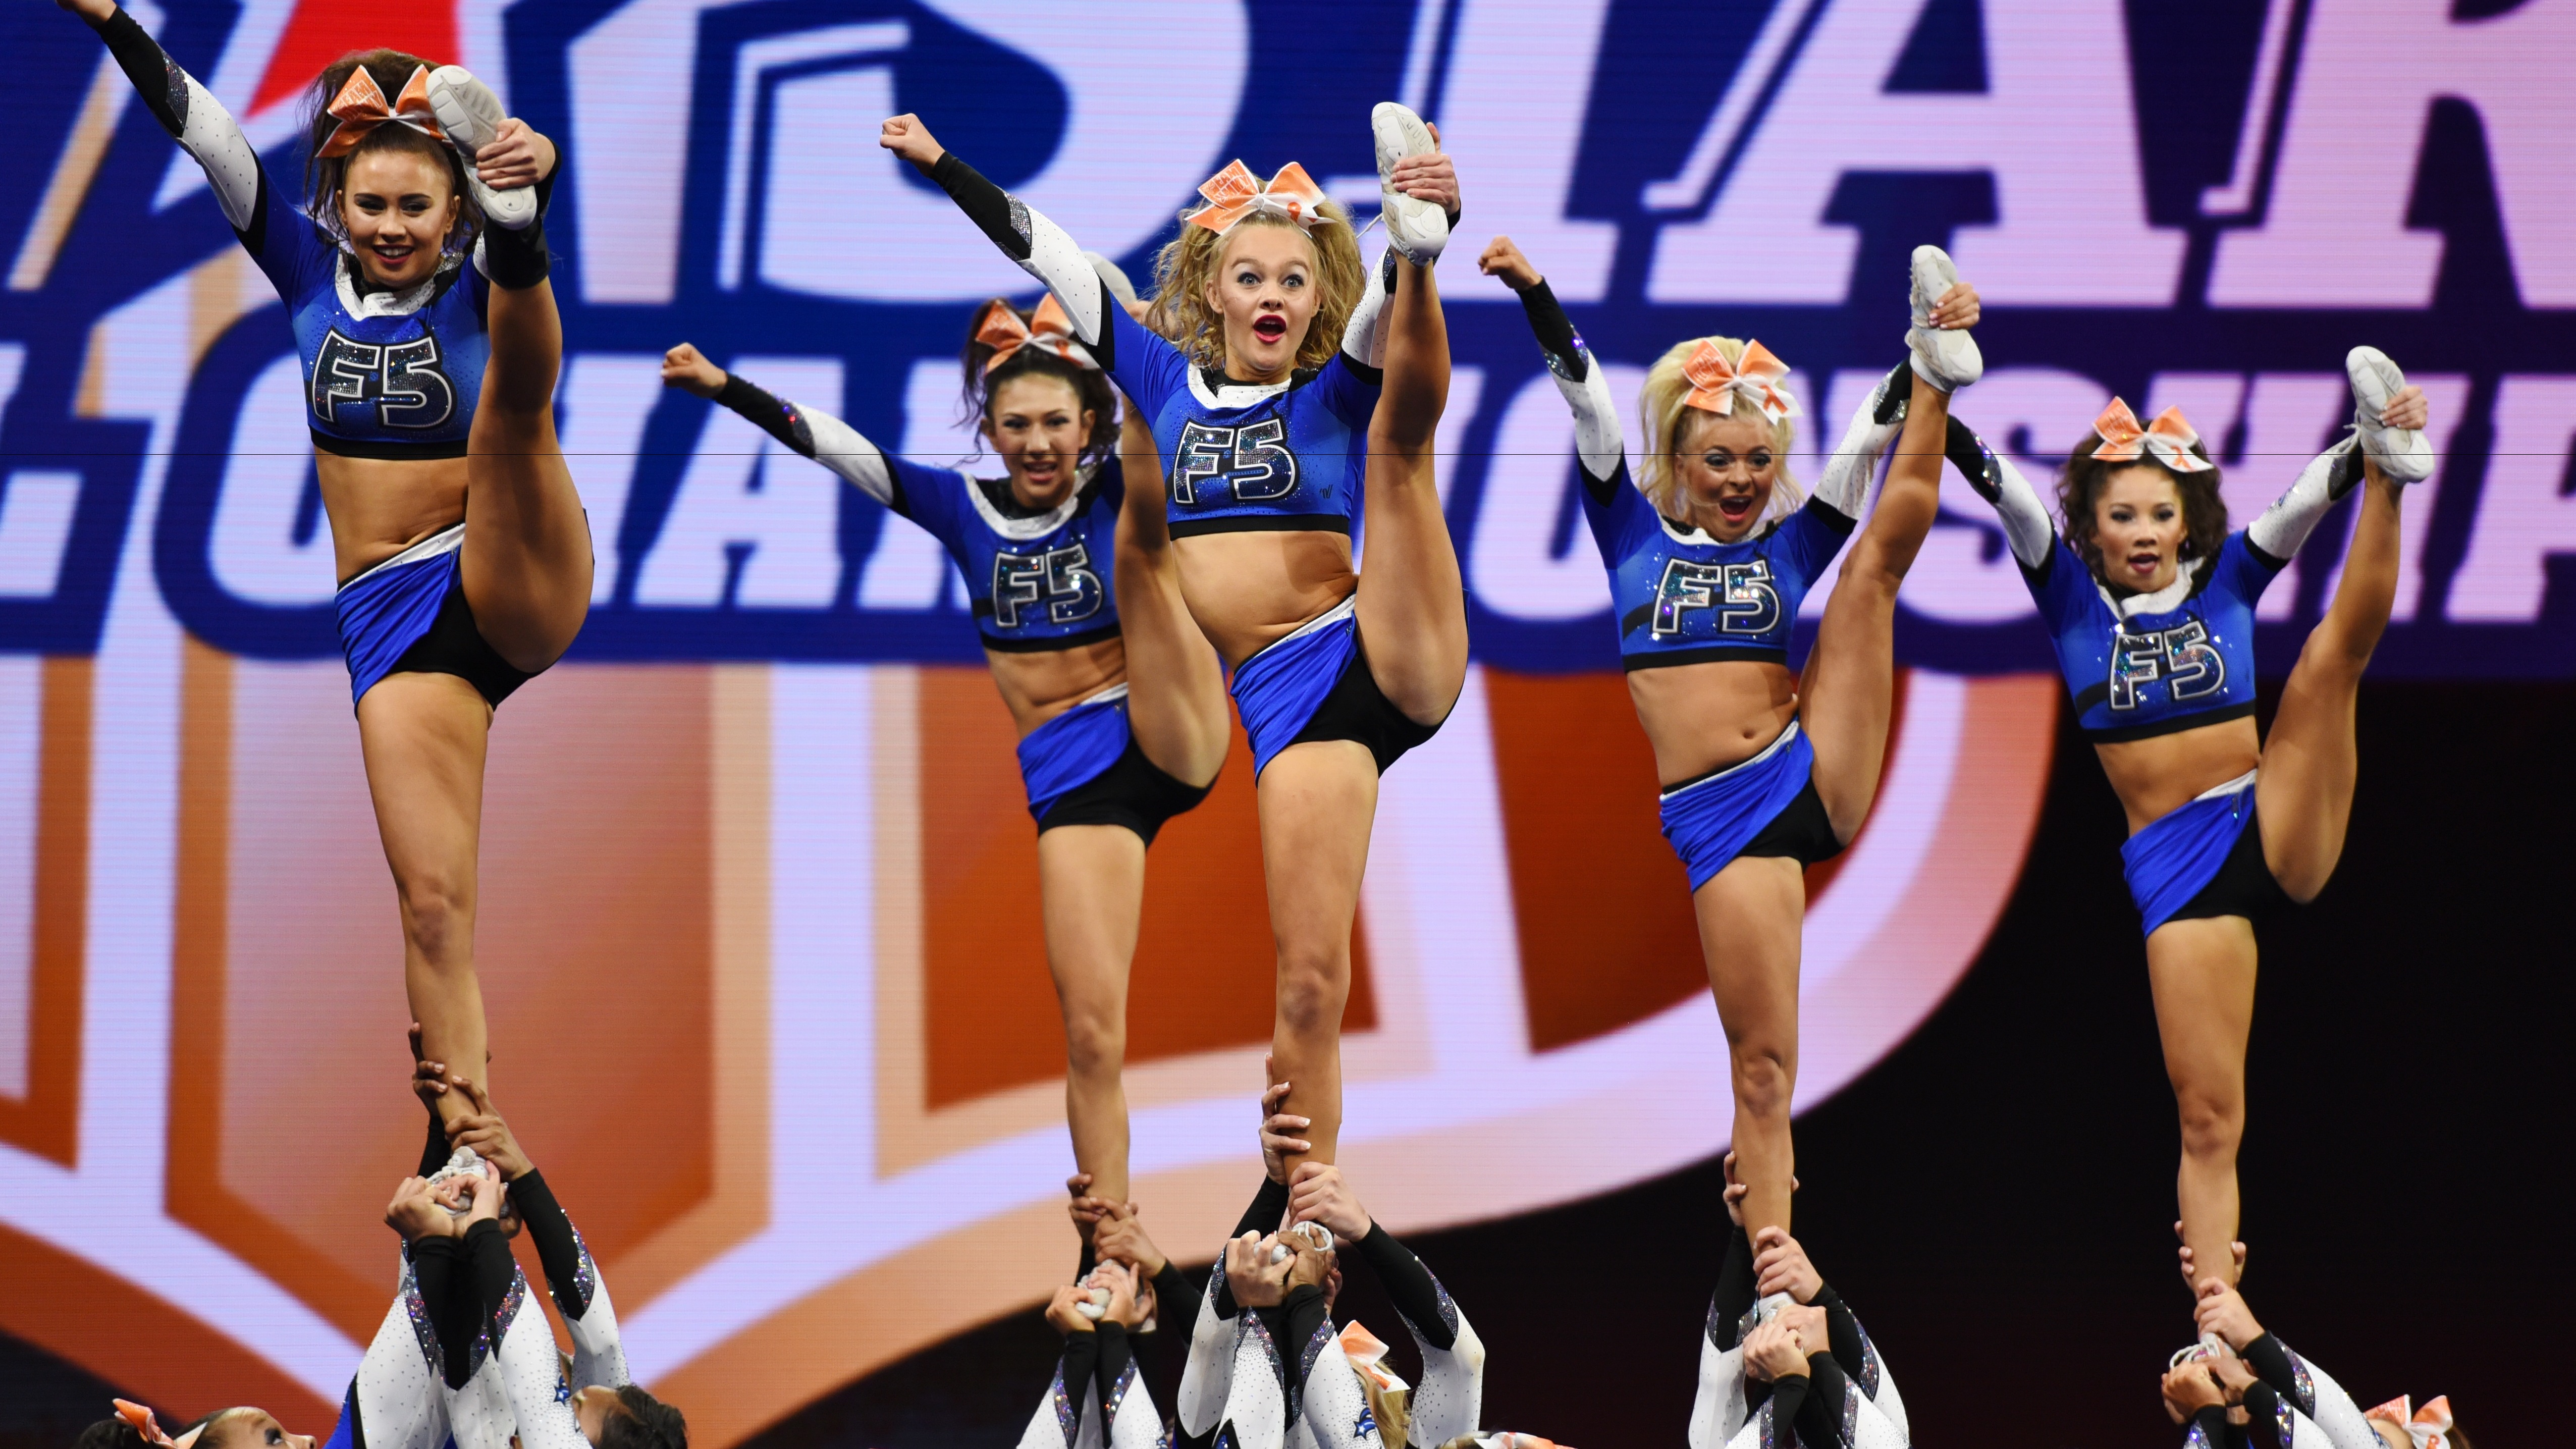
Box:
[1635,336,1805,523]
[1148,206,1366,375]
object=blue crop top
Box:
[918,152,1392,541]
[2026,532,2283,742]
[86,7,535,461]
[1511,279,1890,671]
[713,373,1126,652]
[1101,306,1378,538]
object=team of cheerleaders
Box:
[60,3,2471,1446]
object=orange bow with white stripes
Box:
[317,64,447,160]
[1185,160,1335,235]
[973,295,1098,374]
[113,1401,206,1449]
[1682,339,1799,422]
[2365,1396,2454,1449]
[2091,398,2212,473]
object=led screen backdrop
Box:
[0,0,2570,1443]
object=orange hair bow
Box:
[114,1401,207,1449]
[1682,339,1799,423]
[973,295,1098,374]
[2365,1396,2454,1449]
[318,65,447,160]
[1185,160,1335,236]
[2091,398,2212,473]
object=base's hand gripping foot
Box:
[424,67,534,231]
[1372,100,1449,264]
[2345,345,2434,483]
[1905,244,1983,393]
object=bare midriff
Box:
[984,635,1131,738]
[2094,715,2264,836]
[1626,658,1803,789]
[1171,529,1358,667]
[320,451,471,584]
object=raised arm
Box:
[64,2,264,234]
[663,343,915,512]
[2198,1283,2382,1449]
[880,116,1114,364]
[1943,416,2058,571]
[1749,1228,1905,1439]
[1289,1162,1482,1444]
[1481,235,1624,496]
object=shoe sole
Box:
[426,68,536,229]
[1371,101,1447,259]
[1908,244,1981,389]
[2346,346,2433,481]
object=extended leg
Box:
[1801,370,1952,839]
[2259,467,2399,900]
[1255,740,1380,1172]
[1113,410,1229,788]
[459,277,593,670]
[1693,855,1806,1243]
[1038,824,1150,1211]
[359,673,496,1128]
[1351,258,1467,725]
[2146,917,2259,1293]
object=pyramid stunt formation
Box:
[52,3,2471,1446]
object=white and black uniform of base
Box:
[1174,1177,1481,1449]
[1016,1315,1163,1449]
[2223,1333,2386,1449]
[412,1125,629,1449]
[1689,1220,1908,1449]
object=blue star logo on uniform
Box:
[553,1376,572,1405]
[1355,1403,1377,1437]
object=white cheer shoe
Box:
[1372,100,1448,264]
[1906,244,1983,392]
[2346,345,2434,483]
[425,67,535,231]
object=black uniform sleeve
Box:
[409,1236,486,1391]
[1350,1223,1458,1352]
[1210,1177,1293,1318]
[1792,1352,1856,1448]
[504,1170,594,1321]
[1712,1223,1757,1343]
[417,1112,449,1179]
[1153,1262,1194,1339]
[1275,1283,1332,1405]
[1763,1370,1810,1441]
[2187,1403,2237,1447]
[1058,1324,1100,1424]
[87,9,185,137]
[2242,1334,2306,1411]
[1515,279,1584,382]
[1811,1281,1867,1386]
[1093,1321,1134,1424]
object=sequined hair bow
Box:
[1681,339,1799,423]
[974,295,1098,373]
[1185,160,1336,235]
[318,65,448,160]
[2092,398,2212,473]
[2365,1396,2454,1449]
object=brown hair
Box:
[958,300,1121,468]
[595,1386,686,1449]
[301,50,480,256]
[2056,432,2229,585]
[1148,206,1366,375]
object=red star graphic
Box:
[252,0,462,113]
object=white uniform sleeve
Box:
[345,1259,451,1449]
[711,372,902,508]
[2269,1341,2384,1449]
[2246,438,2362,562]
[491,1273,592,1449]
[1341,251,1398,372]
[1946,418,2058,570]
[1812,367,1908,518]
[88,10,262,230]
[1688,1304,1750,1449]
[1294,1333,1389,1449]
[1178,1262,1241,1435]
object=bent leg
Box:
[2259,468,2400,900]
[459,278,592,672]
[1803,372,1952,840]
[1256,740,1380,1173]
[1353,258,1467,725]
[1113,424,1229,788]
[1694,854,1806,1243]
[359,673,496,1128]
[2146,916,2258,1293]
[1038,824,1150,1211]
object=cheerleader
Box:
[1942,353,2431,1296]
[1476,234,1981,1246]
[881,102,1467,1172]
[1020,1261,1165,1449]
[662,261,1228,1216]
[1690,1156,1908,1449]
[57,1,589,1131]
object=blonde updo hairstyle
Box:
[1635,336,1805,524]
[1148,204,1368,375]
